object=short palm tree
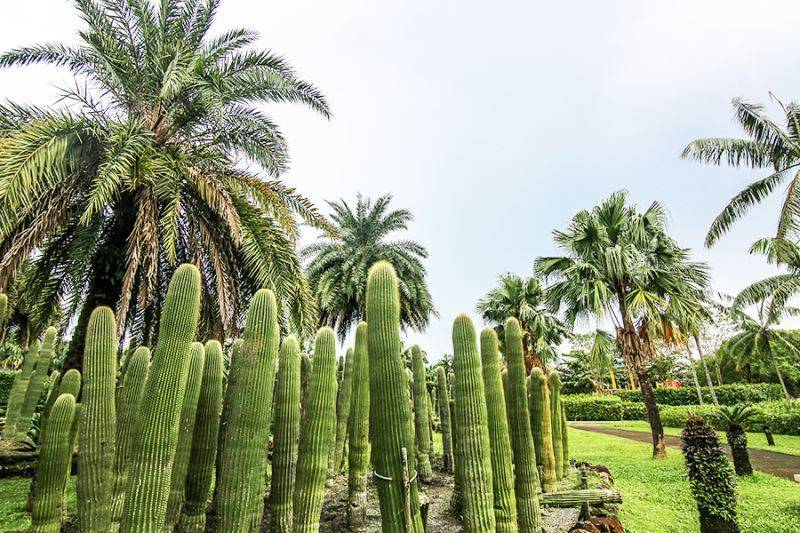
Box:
[682,95,800,248]
[476,272,569,370]
[714,404,756,476]
[535,191,711,458]
[0,0,331,369]
[303,194,435,340]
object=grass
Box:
[597,420,800,456]
[570,426,800,532]
[0,475,77,532]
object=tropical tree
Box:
[682,95,800,248]
[476,272,569,371]
[303,194,435,340]
[535,191,710,458]
[0,0,332,370]
[714,404,756,476]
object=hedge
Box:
[612,383,783,406]
[0,369,16,407]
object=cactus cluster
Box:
[528,368,558,492]
[17,328,58,441]
[3,340,41,441]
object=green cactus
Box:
[38,371,61,434]
[560,397,569,477]
[3,340,40,441]
[411,345,434,483]
[0,293,7,332]
[480,327,517,531]
[436,367,454,473]
[292,327,339,532]
[332,346,354,474]
[269,336,301,533]
[77,307,118,532]
[528,368,558,492]
[347,322,370,531]
[216,288,280,531]
[448,397,461,513]
[164,343,206,530]
[17,328,58,441]
[31,394,76,533]
[121,264,201,532]
[549,371,564,480]
[366,262,424,532]
[427,390,435,464]
[300,352,312,411]
[179,340,224,532]
[110,346,149,525]
[504,317,541,532]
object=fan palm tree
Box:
[535,191,711,458]
[303,194,435,340]
[714,404,756,476]
[682,95,800,249]
[476,272,569,371]
[0,0,332,370]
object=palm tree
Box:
[714,404,756,476]
[682,95,800,248]
[535,191,710,458]
[476,273,570,371]
[0,0,331,370]
[303,194,435,340]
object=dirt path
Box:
[571,423,800,482]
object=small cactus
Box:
[436,367,453,473]
[528,368,558,492]
[3,340,40,440]
[18,328,58,441]
[347,323,370,531]
[411,345,434,483]
[549,371,564,480]
[331,346,354,474]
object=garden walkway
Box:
[571,423,800,482]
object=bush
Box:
[613,383,783,406]
[562,394,645,421]
[0,368,17,406]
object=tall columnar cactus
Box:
[210,339,242,521]
[528,368,558,492]
[480,327,517,531]
[121,264,201,532]
[549,371,564,480]
[448,397,462,513]
[347,322,370,531]
[451,315,495,531]
[17,328,58,441]
[111,347,149,525]
[504,317,542,532]
[164,343,206,530]
[179,340,224,532]
[427,390,435,463]
[39,371,61,435]
[332,346,354,474]
[216,289,280,531]
[293,327,339,532]
[58,369,82,399]
[31,394,76,533]
[411,345,434,483]
[560,397,570,477]
[300,352,312,412]
[78,307,118,532]
[269,336,302,533]
[366,261,424,532]
[436,367,454,473]
[3,340,40,440]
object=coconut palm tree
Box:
[0,0,332,370]
[714,404,756,476]
[682,95,800,248]
[303,194,435,340]
[476,272,570,371]
[535,191,711,458]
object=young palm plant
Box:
[714,404,756,476]
[0,0,331,370]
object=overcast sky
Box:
[1,1,798,360]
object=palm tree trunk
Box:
[609,369,617,390]
[693,334,718,407]
[726,425,753,476]
[714,357,724,385]
[772,358,793,407]
[637,368,666,458]
[686,347,704,405]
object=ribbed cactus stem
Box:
[31,394,76,533]
[121,264,201,532]
[436,367,453,473]
[560,398,570,477]
[17,328,58,441]
[480,327,517,531]
[427,390,435,464]
[366,262,424,532]
[38,371,61,436]
[292,327,339,532]
[216,289,280,531]
[448,397,461,513]
[504,317,542,532]
[3,340,40,440]
[111,347,149,526]
[300,352,312,413]
[269,336,301,533]
[347,322,370,531]
[78,307,118,532]
[549,371,565,480]
[411,345,434,483]
[528,368,558,492]
[332,346,354,474]
[179,340,224,533]
[164,343,206,531]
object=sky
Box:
[1,1,799,360]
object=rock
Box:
[570,517,624,533]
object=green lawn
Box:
[570,427,800,532]
[597,420,800,457]
[0,475,77,532]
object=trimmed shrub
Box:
[614,383,782,406]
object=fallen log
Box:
[540,489,622,508]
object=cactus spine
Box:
[480,327,517,530]
[77,307,117,532]
[549,371,565,480]
[216,289,280,531]
[269,336,301,532]
[164,343,206,530]
[560,398,570,477]
[528,368,558,492]
[121,264,201,532]
[504,317,542,532]
[293,327,339,532]
[332,346,354,474]
[3,340,40,440]
[347,322,370,531]
[411,345,434,483]
[366,261,424,532]
[18,328,58,440]
[179,340,224,532]
[436,367,454,473]
[31,394,76,533]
